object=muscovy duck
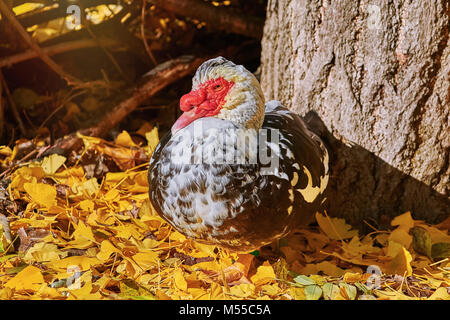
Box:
[148,57,329,251]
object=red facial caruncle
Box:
[171,77,234,134]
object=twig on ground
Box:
[0,148,38,180]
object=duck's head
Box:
[171,57,265,134]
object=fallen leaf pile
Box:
[0,129,448,300]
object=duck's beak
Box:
[171,109,202,134]
[172,88,207,134]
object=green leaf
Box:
[322,283,340,300]
[0,254,17,263]
[305,285,322,300]
[249,250,260,257]
[339,283,357,300]
[5,263,28,275]
[431,242,450,260]
[293,275,316,286]
[119,279,156,300]
[411,226,432,259]
[354,282,371,295]
[288,270,300,279]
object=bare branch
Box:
[0,38,120,68]
[151,0,264,39]
[0,0,81,85]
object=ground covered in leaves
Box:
[0,128,449,300]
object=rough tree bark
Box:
[260,0,449,227]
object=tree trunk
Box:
[260,0,449,228]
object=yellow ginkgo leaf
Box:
[391,211,414,231]
[98,145,137,171]
[315,261,346,277]
[315,212,358,240]
[77,132,103,148]
[36,285,63,299]
[261,284,281,296]
[374,289,414,300]
[173,268,188,291]
[41,154,66,175]
[11,216,57,229]
[428,287,450,300]
[298,264,318,276]
[209,282,225,299]
[97,240,121,262]
[194,242,217,256]
[104,188,120,201]
[115,130,137,148]
[386,240,404,257]
[23,242,63,263]
[111,224,142,240]
[343,272,362,283]
[388,228,412,249]
[132,251,159,270]
[169,231,186,242]
[5,265,45,292]
[289,287,306,300]
[146,127,159,154]
[386,246,413,276]
[79,199,95,212]
[250,263,276,286]
[188,287,208,300]
[141,238,160,249]
[46,256,101,271]
[117,200,133,212]
[66,220,96,249]
[52,166,84,184]
[72,220,96,243]
[229,283,255,298]
[24,182,56,208]
[72,178,100,197]
[67,280,103,300]
[0,145,13,157]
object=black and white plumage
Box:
[148,57,329,251]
